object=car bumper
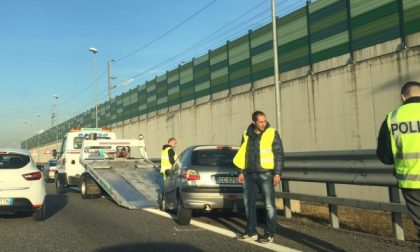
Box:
[180,187,265,210]
[0,184,46,211]
[0,198,45,213]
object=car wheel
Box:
[55,173,65,194]
[33,201,46,221]
[176,197,191,225]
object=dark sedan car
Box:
[159,145,264,225]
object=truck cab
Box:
[55,127,116,193]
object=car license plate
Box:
[216,176,238,184]
[0,198,13,206]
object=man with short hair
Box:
[160,137,177,178]
[377,81,420,239]
[233,111,284,243]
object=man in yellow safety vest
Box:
[377,81,420,239]
[160,137,177,178]
[233,111,284,243]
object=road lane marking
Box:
[144,208,301,252]
[174,226,205,232]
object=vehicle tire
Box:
[80,174,90,199]
[159,192,167,212]
[176,197,191,225]
[33,201,46,221]
[55,173,65,194]
[80,174,101,199]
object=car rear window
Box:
[191,149,238,168]
[48,160,57,166]
[0,154,30,169]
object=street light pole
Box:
[271,0,281,133]
[51,95,59,127]
[107,59,114,100]
[23,121,28,149]
[89,47,98,128]
[36,113,41,162]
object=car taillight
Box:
[183,169,200,180]
[22,171,42,181]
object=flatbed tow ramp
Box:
[79,139,162,209]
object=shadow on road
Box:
[0,192,68,221]
[204,210,346,252]
[275,223,346,252]
[96,242,204,252]
[44,193,68,220]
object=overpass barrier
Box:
[280,149,407,240]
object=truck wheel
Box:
[33,201,46,221]
[80,174,101,199]
[55,173,65,194]
[176,197,191,225]
[159,192,167,211]
[80,175,90,199]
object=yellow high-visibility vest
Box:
[387,102,420,188]
[160,147,177,175]
[233,127,275,170]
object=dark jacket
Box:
[376,96,420,164]
[241,122,284,175]
[162,144,176,165]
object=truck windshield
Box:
[73,135,113,149]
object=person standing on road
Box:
[233,111,284,243]
[160,137,177,178]
[376,81,420,239]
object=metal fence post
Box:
[397,0,406,49]
[389,186,405,240]
[305,0,313,73]
[345,0,354,63]
[327,182,340,228]
[282,180,292,218]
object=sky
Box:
[0,0,308,147]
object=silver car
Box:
[160,145,264,225]
[42,159,57,182]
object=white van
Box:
[55,127,116,193]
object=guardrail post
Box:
[282,180,292,218]
[389,186,404,240]
[326,182,339,228]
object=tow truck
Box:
[55,127,117,193]
[78,137,161,209]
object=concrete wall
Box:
[32,34,420,203]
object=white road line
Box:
[144,208,301,252]
[174,226,205,232]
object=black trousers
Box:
[402,189,420,238]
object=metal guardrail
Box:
[150,150,407,240]
[279,149,407,240]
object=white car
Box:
[0,149,46,221]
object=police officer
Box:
[233,111,284,243]
[377,81,420,238]
[160,137,177,178]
